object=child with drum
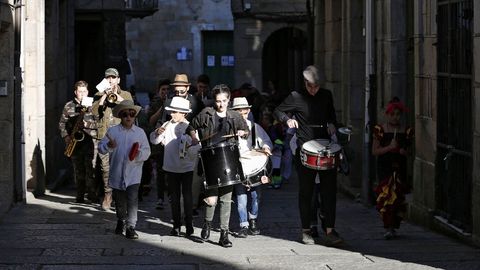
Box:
[231,97,272,238]
[149,97,201,237]
[372,97,413,239]
[187,84,249,248]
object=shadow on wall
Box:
[27,140,46,198]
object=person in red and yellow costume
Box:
[372,97,414,240]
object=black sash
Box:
[251,123,257,148]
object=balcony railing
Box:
[125,0,158,10]
[125,0,158,18]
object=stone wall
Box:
[232,0,307,90]
[23,0,46,198]
[410,0,437,225]
[126,0,233,92]
[0,0,15,215]
[313,0,365,194]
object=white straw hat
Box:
[165,96,192,113]
[231,97,251,110]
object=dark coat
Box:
[188,107,248,148]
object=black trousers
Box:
[295,150,337,230]
[71,137,95,199]
[166,171,194,228]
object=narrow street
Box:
[1,170,479,270]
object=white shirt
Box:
[149,121,201,173]
[98,124,151,190]
[238,120,273,154]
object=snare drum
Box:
[300,139,341,170]
[240,150,272,187]
[200,142,245,189]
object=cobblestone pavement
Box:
[0,173,479,270]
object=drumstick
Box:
[200,132,218,142]
[163,119,173,128]
[222,134,236,138]
[255,149,271,156]
[394,128,397,140]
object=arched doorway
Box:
[262,27,307,98]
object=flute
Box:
[155,119,173,134]
[153,119,173,146]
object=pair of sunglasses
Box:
[120,110,137,118]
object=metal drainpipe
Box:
[362,0,374,205]
[13,0,25,203]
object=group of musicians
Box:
[59,65,344,247]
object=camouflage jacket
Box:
[92,88,133,140]
[58,99,97,139]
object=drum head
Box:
[201,141,237,152]
[240,150,269,177]
[302,139,341,154]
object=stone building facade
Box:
[313,0,480,245]
[0,0,18,214]
[3,0,478,247]
[0,0,49,214]
[312,0,365,196]
[127,0,310,95]
[126,0,234,92]
[231,0,308,94]
[411,0,480,245]
[0,0,155,217]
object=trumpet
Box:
[106,92,118,103]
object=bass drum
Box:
[200,142,245,189]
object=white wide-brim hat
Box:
[112,100,142,118]
[165,96,192,113]
[231,97,251,110]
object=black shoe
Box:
[237,227,248,238]
[248,219,260,235]
[384,230,394,240]
[324,230,343,247]
[75,196,85,203]
[170,227,180,236]
[310,226,319,238]
[115,220,125,235]
[201,221,211,240]
[125,226,139,239]
[219,229,232,248]
[186,226,194,236]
